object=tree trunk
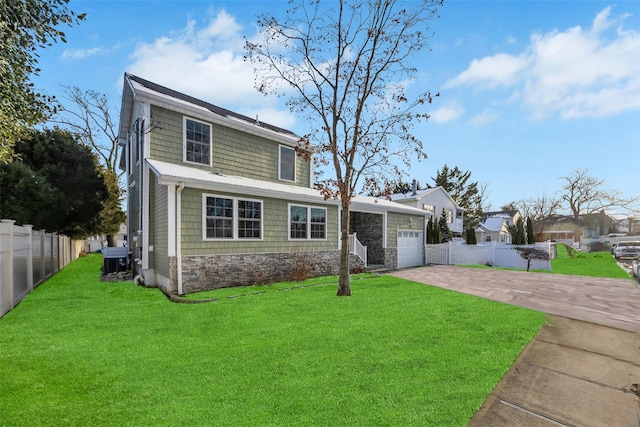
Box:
[336,204,351,296]
[107,234,117,247]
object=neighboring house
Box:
[475,210,523,243]
[84,223,127,252]
[390,183,465,239]
[539,214,623,248]
[117,73,427,295]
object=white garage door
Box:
[397,230,423,269]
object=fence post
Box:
[0,219,16,316]
[40,230,46,281]
[53,233,59,273]
[24,224,34,292]
[491,242,497,267]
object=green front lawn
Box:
[552,243,631,278]
[0,254,545,426]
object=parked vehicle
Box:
[632,256,640,278]
[613,241,640,260]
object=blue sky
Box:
[33,0,640,215]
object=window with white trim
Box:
[238,200,262,239]
[279,145,296,182]
[444,208,453,223]
[422,204,435,214]
[184,117,211,166]
[289,205,326,240]
[204,195,262,240]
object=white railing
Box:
[452,218,464,232]
[349,233,367,267]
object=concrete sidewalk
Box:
[468,316,640,427]
[389,266,640,426]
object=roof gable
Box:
[127,74,296,137]
[117,73,301,148]
[390,186,463,209]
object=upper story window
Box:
[204,195,262,240]
[184,117,211,166]
[289,204,326,240]
[279,145,296,182]
[422,204,435,214]
[443,208,453,223]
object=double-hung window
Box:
[184,117,211,166]
[422,204,435,214]
[444,208,453,223]
[204,195,262,240]
[289,205,326,240]
[238,200,262,239]
[279,145,296,182]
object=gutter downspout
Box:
[176,182,185,296]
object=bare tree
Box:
[478,181,492,212]
[55,86,121,175]
[53,86,125,245]
[517,193,562,230]
[558,168,639,222]
[246,0,442,296]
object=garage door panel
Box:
[397,230,423,268]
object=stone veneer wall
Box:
[163,251,365,295]
[350,212,385,264]
[383,249,397,271]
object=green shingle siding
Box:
[149,105,310,186]
[179,187,338,256]
[151,176,169,277]
[387,212,424,248]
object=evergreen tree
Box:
[438,209,452,243]
[526,217,536,244]
[99,169,126,246]
[6,128,108,238]
[429,164,484,228]
[465,225,477,244]
[509,217,526,244]
[427,217,441,244]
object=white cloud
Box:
[443,53,530,90]
[124,10,296,130]
[61,47,108,60]
[447,7,640,120]
[470,108,499,126]
[429,104,463,123]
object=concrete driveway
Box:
[390,265,640,331]
[388,266,640,427]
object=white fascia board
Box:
[131,83,301,147]
[118,77,136,144]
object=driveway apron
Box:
[389,265,640,331]
[388,266,640,427]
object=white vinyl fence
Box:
[425,241,553,271]
[0,220,82,318]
